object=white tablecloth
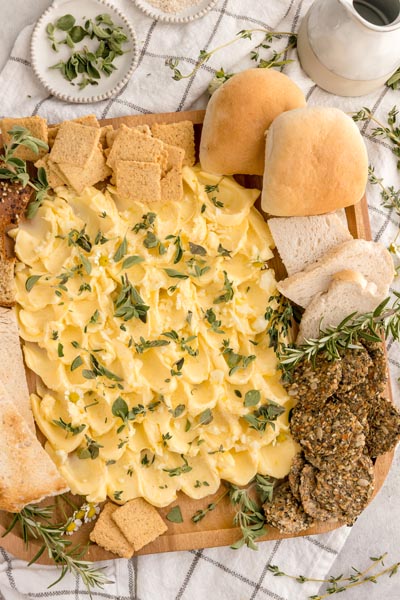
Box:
[0,1,399,598]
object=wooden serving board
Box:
[0,109,393,564]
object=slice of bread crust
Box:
[297,270,388,343]
[277,239,394,309]
[268,213,352,276]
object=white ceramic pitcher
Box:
[297,0,400,96]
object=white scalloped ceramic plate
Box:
[132,0,218,24]
[31,0,138,104]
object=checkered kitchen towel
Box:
[0,0,399,598]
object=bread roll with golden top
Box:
[199,69,306,176]
[261,106,368,216]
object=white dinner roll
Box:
[199,69,306,176]
[261,106,368,216]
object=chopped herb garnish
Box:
[52,417,86,436]
[51,330,59,340]
[113,236,127,262]
[171,357,184,377]
[134,336,170,354]
[143,231,166,254]
[162,432,172,447]
[204,308,224,334]
[67,226,92,252]
[166,233,184,263]
[132,212,156,234]
[194,480,210,488]
[163,455,192,477]
[164,268,189,280]
[70,356,83,371]
[213,271,234,304]
[166,505,183,523]
[79,253,92,275]
[189,242,207,256]
[114,274,149,323]
[78,435,103,460]
[172,404,185,418]
[25,275,41,292]
[57,343,64,358]
[94,230,108,245]
[244,402,285,432]
[244,390,261,407]
[121,255,144,269]
[113,490,123,501]
[220,339,256,376]
[217,243,232,258]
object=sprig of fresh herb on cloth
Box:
[165,30,297,84]
[387,67,400,90]
[0,126,49,218]
[278,295,400,375]
[46,13,130,90]
[353,106,400,169]
[268,553,399,599]
[2,503,111,593]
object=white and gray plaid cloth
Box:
[0,1,399,598]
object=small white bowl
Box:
[31,0,138,104]
[132,0,218,24]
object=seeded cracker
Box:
[50,122,100,168]
[116,160,161,203]
[89,502,133,558]
[1,116,48,162]
[263,480,314,534]
[284,355,342,410]
[366,395,400,457]
[300,464,342,522]
[112,497,167,551]
[288,452,306,501]
[290,400,365,469]
[106,126,165,171]
[336,347,371,395]
[57,147,111,194]
[151,121,195,166]
[312,454,374,524]
[362,339,388,396]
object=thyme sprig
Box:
[368,165,400,216]
[278,295,400,375]
[264,294,300,354]
[268,553,399,599]
[352,106,400,168]
[387,67,400,90]
[165,30,297,82]
[0,126,50,218]
[2,504,111,593]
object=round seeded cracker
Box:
[263,480,314,534]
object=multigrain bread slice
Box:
[112,498,167,551]
[89,502,134,558]
[297,271,388,343]
[0,235,15,308]
[0,307,35,430]
[277,239,394,308]
[0,179,32,228]
[268,214,352,276]
[0,383,68,512]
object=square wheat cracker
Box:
[89,502,134,558]
[34,156,65,189]
[57,147,111,194]
[112,498,168,551]
[106,126,164,171]
[48,114,100,148]
[151,121,195,166]
[1,116,48,162]
[161,167,183,203]
[116,160,161,203]
[50,122,100,167]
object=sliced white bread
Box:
[277,239,394,308]
[0,307,35,431]
[268,213,352,276]
[297,270,388,343]
[0,382,68,512]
